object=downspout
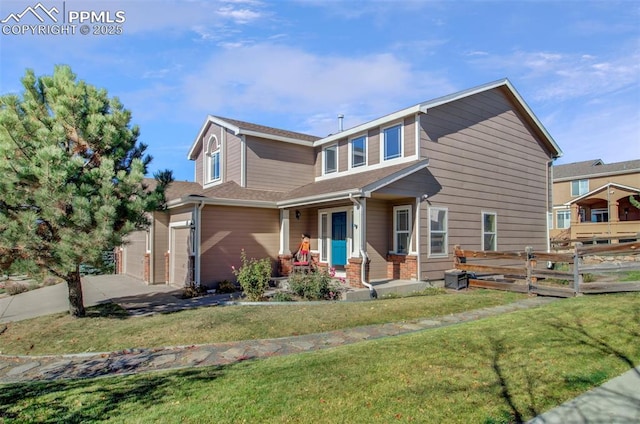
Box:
[349,194,376,298]
[195,201,205,288]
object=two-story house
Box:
[550,159,640,243]
[117,78,562,289]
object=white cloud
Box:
[180,43,455,134]
[216,6,263,24]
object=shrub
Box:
[271,291,294,302]
[288,270,340,301]
[232,250,272,301]
[5,281,29,296]
[217,280,239,294]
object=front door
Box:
[331,212,347,266]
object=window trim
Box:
[556,209,571,229]
[206,135,221,184]
[381,123,403,162]
[482,211,497,251]
[571,179,589,197]
[349,135,367,169]
[323,144,338,175]
[428,206,448,258]
[393,205,412,254]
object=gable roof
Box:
[278,159,430,207]
[315,78,563,159]
[554,159,640,181]
[187,115,320,160]
[564,182,640,205]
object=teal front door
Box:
[331,212,347,266]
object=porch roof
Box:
[277,159,430,208]
[564,182,640,206]
[159,180,284,209]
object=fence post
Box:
[525,246,535,294]
[573,242,583,295]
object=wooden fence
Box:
[453,241,640,297]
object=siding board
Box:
[417,87,553,280]
[199,206,280,286]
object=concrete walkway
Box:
[1,275,638,422]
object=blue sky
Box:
[1,0,638,181]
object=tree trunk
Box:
[66,268,86,317]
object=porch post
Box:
[279,209,290,255]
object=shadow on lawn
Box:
[485,298,640,424]
[0,366,225,423]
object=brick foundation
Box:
[386,254,418,280]
[278,254,293,276]
[144,253,150,283]
[114,248,123,274]
[164,251,170,283]
[346,257,369,288]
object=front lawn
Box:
[0,290,525,355]
[1,293,638,423]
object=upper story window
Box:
[323,144,337,174]
[350,135,367,168]
[206,135,221,183]
[382,124,402,161]
[571,179,588,197]
[482,212,497,251]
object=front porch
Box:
[567,184,640,242]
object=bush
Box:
[271,291,294,302]
[217,280,239,294]
[5,281,29,296]
[288,270,340,301]
[232,250,272,301]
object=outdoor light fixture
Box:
[295,210,301,220]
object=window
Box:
[323,145,337,174]
[383,124,402,161]
[557,210,571,229]
[393,206,411,254]
[320,213,328,262]
[571,179,589,196]
[591,209,609,223]
[482,212,497,251]
[207,135,221,182]
[350,136,366,168]
[429,207,448,256]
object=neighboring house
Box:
[116,78,562,289]
[550,159,640,243]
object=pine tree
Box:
[0,65,172,317]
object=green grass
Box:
[0,290,525,355]
[621,271,640,282]
[1,292,638,423]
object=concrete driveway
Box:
[0,275,183,323]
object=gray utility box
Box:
[444,270,468,290]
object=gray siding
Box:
[224,129,242,185]
[200,206,280,286]
[404,115,416,157]
[418,88,553,280]
[365,198,390,280]
[246,136,315,191]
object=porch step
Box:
[343,280,444,301]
